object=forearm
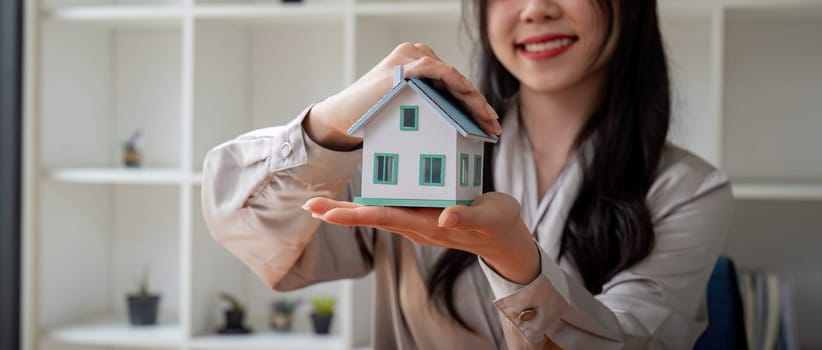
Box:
[201,105,369,289]
[302,98,362,152]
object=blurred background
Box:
[4,0,821,349]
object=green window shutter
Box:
[400,105,419,131]
[460,153,469,187]
[473,155,482,186]
[419,154,445,186]
[373,153,399,185]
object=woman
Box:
[201,0,733,348]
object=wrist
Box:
[481,225,541,285]
[303,100,362,151]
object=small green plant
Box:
[134,265,152,297]
[310,296,336,316]
[220,292,245,313]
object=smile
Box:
[516,35,578,60]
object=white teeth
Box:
[523,38,573,53]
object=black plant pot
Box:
[225,310,245,329]
[310,313,333,335]
[218,310,251,334]
[127,295,160,326]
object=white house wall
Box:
[455,138,485,202]
[361,88,457,201]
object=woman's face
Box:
[486,0,616,95]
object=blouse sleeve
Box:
[200,105,375,291]
[479,164,734,349]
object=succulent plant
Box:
[134,265,152,297]
[219,292,245,313]
[310,296,336,316]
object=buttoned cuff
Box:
[478,242,570,300]
[479,244,572,343]
[276,105,363,184]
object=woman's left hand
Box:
[302,192,541,285]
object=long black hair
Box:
[428,0,670,331]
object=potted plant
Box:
[121,129,142,168]
[126,265,160,326]
[218,292,251,334]
[309,296,336,335]
[270,297,301,332]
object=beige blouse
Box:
[201,105,734,349]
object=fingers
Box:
[413,43,441,61]
[304,196,445,233]
[438,193,521,231]
[403,56,502,135]
[457,89,502,136]
[320,206,459,247]
[389,42,501,135]
[302,197,361,216]
[322,205,441,229]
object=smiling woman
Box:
[201,0,733,349]
[0,0,23,347]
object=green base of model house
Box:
[354,197,473,208]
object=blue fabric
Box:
[694,256,748,350]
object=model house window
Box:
[474,155,483,187]
[374,153,398,184]
[400,105,419,131]
[460,154,469,187]
[420,154,445,186]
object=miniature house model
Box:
[347,66,498,208]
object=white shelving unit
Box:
[22,1,822,349]
[47,168,189,185]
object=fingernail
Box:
[494,120,502,135]
[311,212,324,220]
[485,104,499,119]
[438,212,459,228]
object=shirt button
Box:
[280,141,292,158]
[518,308,536,321]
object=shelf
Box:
[723,0,822,10]
[42,4,184,26]
[45,314,183,348]
[732,181,822,201]
[191,172,204,185]
[47,167,189,185]
[725,4,822,20]
[193,3,346,23]
[355,2,460,17]
[190,332,345,350]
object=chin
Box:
[519,76,578,94]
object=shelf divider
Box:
[733,181,822,201]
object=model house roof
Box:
[347,76,499,143]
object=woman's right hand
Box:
[303,42,502,151]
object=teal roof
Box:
[347,77,498,143]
